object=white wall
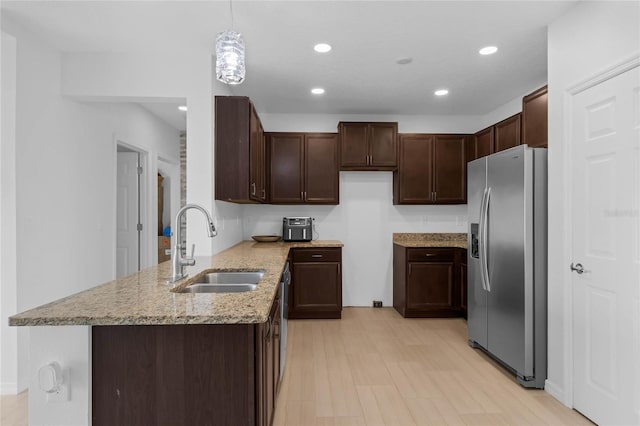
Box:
[0,17,189,406]
[546,0,640,405]
[61,52,243,254]
[244,174,467,306]
[260,112,481,134]
[477,80,547,130]
[1,31,20,395]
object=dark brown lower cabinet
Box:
[393,245,467,318]
[289,248,342,319]
[257,293,281,426]
[93,288,282,426]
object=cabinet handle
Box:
[433,191,437,201]
[408,263,412,276]
[311,254,323,258]
[261,189,266,198]
[265,321,271,340]
[251,182,256,195]
[425,253,436,257]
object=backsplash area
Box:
[242,172,467,306]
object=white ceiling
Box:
[2,0,577,120]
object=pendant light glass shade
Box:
[216,30,245,85]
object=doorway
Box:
[116,144,144,278]
[569,63,639,425]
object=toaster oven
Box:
[282,217,313,242]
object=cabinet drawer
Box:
[292,248,341,263]
[407,248,455,262]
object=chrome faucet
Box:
[167,204,217,283]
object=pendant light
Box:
[215,0,245,85]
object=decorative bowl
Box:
[251,235,282,243]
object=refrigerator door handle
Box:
[478,188,488,291]
[481,187,492,292]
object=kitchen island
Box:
[10,240,342,426]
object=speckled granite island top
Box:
[9,240,343,327]
[393,233,468,249]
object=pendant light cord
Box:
[229,0,234,29]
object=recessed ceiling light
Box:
[479,46,498,55]
[313,43,332,53]
[178,105,188,112]
[396,57,413,65]
[311,88,325,95]
[434,89,449,96]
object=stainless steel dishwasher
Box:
[280,261,290,380]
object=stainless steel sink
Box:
[177,283,258,293]
[176,271,264,293]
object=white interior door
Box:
[571,65,640,425]
[116,151,140,278]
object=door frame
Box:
[560,54,640,408]
[113,138,150,278]
[157,156,181,261]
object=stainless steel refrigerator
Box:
[467,145,547,388]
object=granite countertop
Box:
[393,233,468,249]
[9,240,343,327]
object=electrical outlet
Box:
[47,370,70,403]
[373,300,383,308]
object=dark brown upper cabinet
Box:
[267,132,339,205]
[394,134,467,205]
[470,126,495,162]
[494,113,522,152]
[214,96,266,203]
[522,86,548,148]
[338,122,398,170]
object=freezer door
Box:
[485,145,534,377]
[467,157,488,348]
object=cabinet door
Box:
[369,123,398,167]
[406,261,455,314]
[305,134,339,204]
[522,86,548,148]
[264,319,274,426]
[394,134,434,204]
[290,262,341,316]
[494,113,521,152]
[214,96,252,202]
[269,133,304,204]
[473,126,495,160]
[256,322,267,426]
[249,105,266,202]
[433,135,467,204]
[339,122,368,168]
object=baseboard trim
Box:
[1,382,18,395]
[544,379,569,407]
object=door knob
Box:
[570,262,590,274]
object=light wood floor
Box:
[0,390,27,426]
[0,308,592,426]
[273,307,592,426]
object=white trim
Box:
[567,53,640,96]
[1,382,18,395]
[545,380,567,406]
[562,53,640,410]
